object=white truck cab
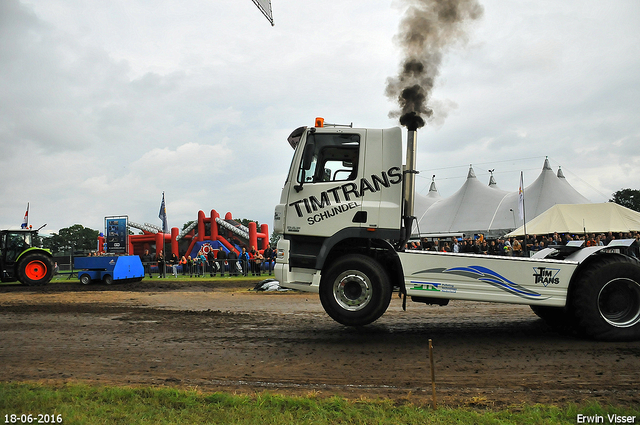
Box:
[275,118,640,341]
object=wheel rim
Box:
[598,277,640,328]
[25,260,47,280]
[332,270,372,312]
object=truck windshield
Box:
[297,133,360,184]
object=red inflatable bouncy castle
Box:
[102,209,269,259]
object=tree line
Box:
[609,188,640,212]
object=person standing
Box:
[239,248,250,276]
[216,248,227,276]
[170,252,179,277]
[180,255,187,275]
[187,255,194,277]
[208,249,217,277]
[512,238,522,257]
[156,250,165,278]
[249,246,261,276]
[503,239,513,257]
[263,243,273,275]
[141,249,153,278]
[197,252,207,277]
[225,248,236,276]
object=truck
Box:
[273,118,640,341]
[0,228,55,286]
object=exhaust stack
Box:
[404,129,418,219]
[397,127,418,251]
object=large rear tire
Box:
[17,252,54,286]
[571,256,640,341]
[319,254,392,326]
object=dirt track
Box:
[1,279,639,407]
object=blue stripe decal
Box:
[414,265,546,300]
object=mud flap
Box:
[398,283,407,311]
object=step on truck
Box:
[273,118,640,341]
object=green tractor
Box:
[0,229,54,286]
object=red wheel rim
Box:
[25,260,47,280]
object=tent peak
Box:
[467,165,476,179]
[543,157,552,170]
[557,166,565,178]
[488,169,499,188]
[429,175,439,192]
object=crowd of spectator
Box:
[408,231,640,257]
[139,244,276,278]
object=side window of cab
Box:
[297,133,360,184]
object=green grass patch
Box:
[1,383,638,424]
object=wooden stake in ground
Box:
[429,338,437,409]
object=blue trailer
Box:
[75,256,144,285]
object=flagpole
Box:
[520,172,528,257]
[159,192,168,278]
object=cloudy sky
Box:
[1,0,638,236]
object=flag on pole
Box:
[21,203,29,229]
[159,193,168,233]
[518,172,525,221]
[251,0,274,26]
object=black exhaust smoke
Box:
[386,0,483,129]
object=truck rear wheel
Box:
[320,254,392,326]
[17,253,54,286]
[572,256,640,341]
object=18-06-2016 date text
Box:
[4,414,62,424]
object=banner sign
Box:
[105,216,128,254]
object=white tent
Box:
[412,179,442,235]
[415,158,592,238]
[415,166,509,237]
[488,158,591,233]
[505,203,640,237]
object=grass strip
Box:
[1,382,638,425]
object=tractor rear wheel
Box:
[17,252,54,286]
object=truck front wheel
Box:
[320,254,392,326]
[572,256,640,341]
[17,253,54,286]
